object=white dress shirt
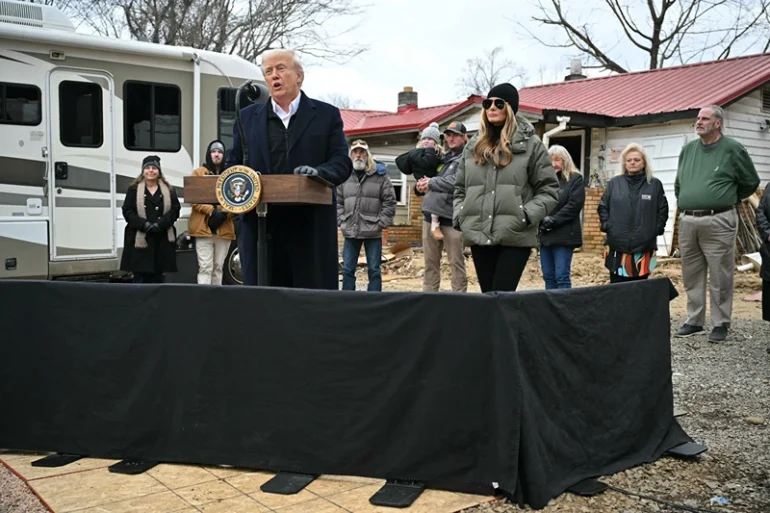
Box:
[271,94,301,128]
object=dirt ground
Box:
[377,249,765,320]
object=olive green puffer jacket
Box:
[453,116,559,248]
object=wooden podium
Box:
[183,174,333,286]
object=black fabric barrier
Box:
[0,278,691,509]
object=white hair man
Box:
[226,48,352,289]
[674,105,759,342]
[337,140,396,291]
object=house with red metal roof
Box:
[342,53,770,253]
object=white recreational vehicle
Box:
[0,0,266,283]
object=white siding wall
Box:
[724,89,770,185]
[593,121,694,256]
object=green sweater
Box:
[675,135,759,211]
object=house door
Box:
[47,69,116,261]
[640,134,689,256]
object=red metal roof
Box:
[519,52,770,118]
[343,96,485,136]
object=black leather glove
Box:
[148,223,161,233]
[294,166,319,176]
[542,216,555,229]
[208,210,227,231]
[142,221,152,232]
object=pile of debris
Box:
[337,242,418,278]
[735,194,763,267]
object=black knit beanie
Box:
[142,155,161,172]
[487,83,519,114]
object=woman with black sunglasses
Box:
[453,83,559,292]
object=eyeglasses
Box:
[482,98,506,110]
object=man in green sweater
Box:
[674,105,759,342]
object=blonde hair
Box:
[619,143,653,183]
[548,145,579,179]
[261,48,304,85]
[473,102,517,167]
[416,137,445,159]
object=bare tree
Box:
[456,47,529,96]
[522,0,770,73]
[319,93,363,109]
[53,0,368,64]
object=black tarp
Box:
[0,278,690,509]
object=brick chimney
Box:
[398,86,418,114]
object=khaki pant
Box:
[422,222,467,292]
[679,209,738,328]
[196,235,232,285]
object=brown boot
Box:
[431,225,444,240]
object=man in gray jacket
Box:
[338,140,397,291]
[415,121,468,292]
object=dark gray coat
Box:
[415,151,462,220]
[539,172,585,248]
[597,173,668,254]
[337,162,397,239]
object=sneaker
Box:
[708,326,728,343]
[674,324,704,338]
[431,226,444,240]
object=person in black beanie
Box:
[120,155,181,283]
[453,83,558,292]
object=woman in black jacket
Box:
[539,145,585,289]
[754,183,770,353]
[120,155,181,283]
[598,143,668,283]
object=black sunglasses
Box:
[482,98,506,110]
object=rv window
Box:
[217,87,255,153]
[0,83,41,126]
[59,81,103,148]
[124,81,181,152]
[217,87,237,152]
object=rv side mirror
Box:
[55,162,68,180]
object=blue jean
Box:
[342,238,382,291]
[540,246,574,289]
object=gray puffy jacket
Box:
[337,162,397,239]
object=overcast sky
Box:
[298,0,642,111]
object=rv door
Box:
[47,69,116,261]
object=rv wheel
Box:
[223,241,243,285]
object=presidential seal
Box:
[215,165,262,214]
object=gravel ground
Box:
[0,462,47,513]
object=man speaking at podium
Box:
[227,49,352,289]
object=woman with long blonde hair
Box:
[597,143,668,283]
[453,83,559,292]
[538,145,585,289]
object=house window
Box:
[0,82,41,125]
[384,160,408,205]
[124,81,181,152]
[59,81,103,148]
[762,84,770,114]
